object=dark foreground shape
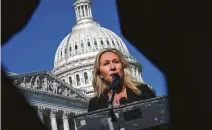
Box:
[117,0,212,130]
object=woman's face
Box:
[99,52,124,84]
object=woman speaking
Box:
[88,48,156,111]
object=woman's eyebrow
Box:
[113,58,119,60]
[101,57,119,62]
[101,60,110,62]
[100,60,109,64]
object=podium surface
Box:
[73,96,169,130]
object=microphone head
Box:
[112,73,120,80]
[108,73,120,90]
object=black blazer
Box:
[88,84,156,112]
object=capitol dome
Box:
[52,0,144,98]
[53,23,131,68]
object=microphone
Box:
[108,74,120,122]
[109,74,120,90]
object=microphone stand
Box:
[108,88,117,122]
[107,74,121,129]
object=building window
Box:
[81,42,84,48]
[94,39,97,50]
[94,40,97,46]
[81,5,85,17]
[107,40,110,45]
[87,41,91,47]
[112,40,115,45]
[69,77,72,85]
[117,41,122,50]
[101,40,104,45]
[76,74,80,86]
[81,41,84,52]
[85,5,88,16]
[61,51,62,57]
[69,47,72,52]
[75,45,78,50]
[63,79,65,82]
[107,40,111,48]
[78,6,80,13]
[84,72,89,84]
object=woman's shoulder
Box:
[136,83,156,98]
[88,96,99,106]
[88,96,98,112]
[88,95,108,112]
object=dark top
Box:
[88,84,156,112]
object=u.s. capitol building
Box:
[8,0,154,130]
[52,0,144,98]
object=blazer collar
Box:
[101,87,139,105]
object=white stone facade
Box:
[52,0,144,98]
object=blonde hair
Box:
[92,48,141,98]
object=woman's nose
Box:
[110,63,116,70]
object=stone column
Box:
[89,68,92,83]
[85,5,88,16]
[50,108,58,130]
[83,5,86,17]
[75,7,79,21]
[63,111,70,130]
[133,66,136,80]
[140,71,145,83]
[80,4,83,18]
[88,5,92,17]
[89,4,92,18]
[135,68,139,82]
[131,66,133,78]
[77,6,81,19]
[80,71,84,85]
[37,106,45,124]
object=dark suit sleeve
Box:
[140,84,156,99]
[88,97,97,112]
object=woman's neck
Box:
[108,87,127,106]
[108,86,126,96]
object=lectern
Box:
[73,96,169,130]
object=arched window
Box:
[101,40,104,45]
[75,45,78,50]
[117,41,122,50]
[81,5,84,17]
[81,41,84,52]
[107,40,110,45]
[87,41,91,47]
[69,47,72,52]
[94,40,97,46]
[85,5,88,16]
[94,39,97,50]
[69,77,72,85]
[112,40,115,45]
[84,72,89,84]
[78,6,80,15]
[76,74,80,86]
[106,40,110,48]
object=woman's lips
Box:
[110,73,119,76]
